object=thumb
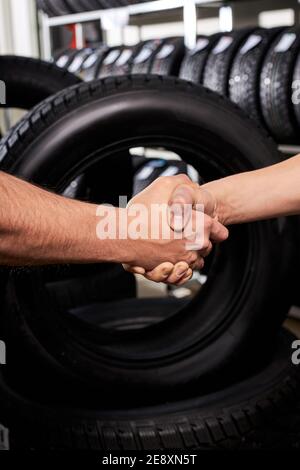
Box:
[169,183,216,230]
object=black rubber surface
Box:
[131,40,164,74]
[260,27,300,142]
[0,329,298,450]
[96,46,124,78]
[229,27,284,124]
[83,46,109,80]
[37,0,58,16]
[37,0,151,15]
[150,38,185,76]
[67,48,94,74]
[55,49,79,69]
[179,34,221,84]
[203,29,254,97]
[291,44,300,133]
[0,76,293,397]
[81,46,106,81]
[110,46,140,76]
[0,55,81,110]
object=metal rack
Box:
[39,0,227,59]
[37,0,300,156]
[279,145,300,155]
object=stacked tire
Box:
[0,55,81,112]
[55,38,186,80]
[180,27,300,144]
[0,74,298,449]
[55,27,300,144]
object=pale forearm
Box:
[0,171,127,266]
[203,154,300,225]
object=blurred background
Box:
[0,0,299,60]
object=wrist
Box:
[201,180,232,225]
[98,207,137,265]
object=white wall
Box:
[0,0,38,57]
[259,8,295,27]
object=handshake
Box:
[121,174,229,285]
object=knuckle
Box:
[156,176,168,186]
[223,228,229,240]
[202,239,210,250]
[176,173,190,183]
[188,252,198,263]
[161,176,174,186]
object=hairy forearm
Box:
[203,154,300,225]
[0,171,128,266]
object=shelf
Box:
[42,0,222,28]
[38,0,226,61]
[278,145,300,155]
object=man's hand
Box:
[123,175,228,284]
[123,174,203,282]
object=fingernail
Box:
[176,269,187,278]
[173,215,184,231]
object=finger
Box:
[200,241,213,258]
[122,264,146,275]
[169,184,194,231]
[165,261,190,284]
[210,219,229,243]
[170,184,216,217]
[184,209,206,241]
[175,268,193,285]
[190,256,205,271]
[145,262,175,283]
[170,184,195,207]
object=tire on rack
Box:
[55,49,79,70]
[71,0,102,12]
[110,45,139,76]
[203,29,254,97]
[131,39,164,74]
[36,0,59,16]
[179,34,221,84]
[81,46,109,80]
[44,0,71,16]
[229,27,284,125]
[0,329,298,450]
[95,46,124,78]
[150,38,185,76]
[292,51,300,128]
[67,48,94,75]
[0,55,81,112]
[260,27,300,143]
[0,76,294,398]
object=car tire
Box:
[0,55,81,111]
[229,27,284,124]
[150,38,185,76]
[203,29,254,97]
[131,40,164,74]
[260,27,300,143]
[179,34,221,84]
[0,329,298,450]
[0,76,294,397]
